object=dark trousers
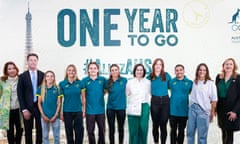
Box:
[151,96,169,144]
[221,128,233,144]
[23,103,42,144]
[63,112,84,144]
[86,114,105,144]
[106,109,126,144]
[7,109,23,144]
[169,116,187,144]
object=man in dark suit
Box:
[17,53,44,144]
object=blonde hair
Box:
[64,64,79,81]
[219,58,238,79]
[41,71,57,102]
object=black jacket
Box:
[17,70,44,113]
[216,74,240,131]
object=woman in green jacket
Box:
[0,61,23,144]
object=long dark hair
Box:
[108,64,120,92]
[150,58,166,81]
[1,61,19,81]
[194,63,212,84]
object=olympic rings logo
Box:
[232,24,240,31]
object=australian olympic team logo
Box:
[229,9,240,33]
[229,8,240,43]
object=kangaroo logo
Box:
[229,9,240,33]
[230,9,240,43]
[229,9,240,24]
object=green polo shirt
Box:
[106,77,127,110]
[36,86,62,119]
[217,78,232,98]
[169,76,193,117]
[82,76,107,114]
[59,79,83,112]
[147,72,171,96]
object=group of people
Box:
[0,53,240,144]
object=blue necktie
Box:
[31,71,37,102]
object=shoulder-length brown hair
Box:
[133,63,146,78]
[219,58,238,79]
[1,61,19,81]
[194,63,212,84]
[150,58,166,81]
[87,62,100,76]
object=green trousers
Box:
[128,103,150,144]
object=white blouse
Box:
[7,76,20,110]
[126,78,151,115]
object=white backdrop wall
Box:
[0,0,240,82]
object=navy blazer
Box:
[17,70,44,112]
